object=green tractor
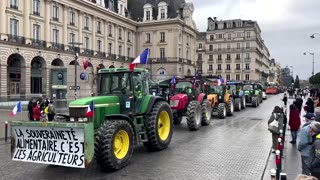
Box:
[243,82,263,107]
[10,68,173,171]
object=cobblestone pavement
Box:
[0,94,283,180]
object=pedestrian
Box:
[47,100,56,121]
[27,98,35,121]
[283,93,288,106]
[289,104,301,144]
[310,123,320,179]
[295,95,304,114]
[298,113,316,175]
[307,98,315,113]
[316,107,320,122]
[32,102,41,121]
[268,106,285,153]
[295,174,318,180]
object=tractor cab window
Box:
[98,72,131,95]
[133,73,147,98]
[208,85,223,94]
[174,82,193,95]
[243,85,253,91]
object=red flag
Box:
[83,59,89,70]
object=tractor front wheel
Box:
[217,103,227,119]
[234,98,241,111]
[201,100,212,126]
[186,101,202,131]
[252,97,258,107]
[143,101,173,151]
[94,120,134,171]
[227,98,234,116]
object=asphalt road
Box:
[0,94,284,180]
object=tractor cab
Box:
[243,82,263,107]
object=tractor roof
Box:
[226,81,243,85]
[98,68,148,74]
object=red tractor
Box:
[159,77,212,131]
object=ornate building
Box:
[0,0,197,107]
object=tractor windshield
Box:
[98,72,132,95]
[174,81,193,95]
[243,85,253,91]
[208,85,223,94]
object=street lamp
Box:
[69,42,83,99]
[310,33,320,39]
[303,52,315,76]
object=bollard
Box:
[276,150,281,180]
[4,121,8,142]
[270,168,276,180]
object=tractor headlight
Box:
[70,117,75,122]
[219,96,222,99]
[78,118,83,122]
[170,100,179,107]
[83,117,88,122]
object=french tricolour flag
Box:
[217,77,225,86]
[129,48,150,71]
[85,101,94,117]
[10,101,22,117]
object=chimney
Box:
[213,17,217,20]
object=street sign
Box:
[69,86,80,90]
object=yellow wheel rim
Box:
[158,111,171,141]
[113,130,130,160]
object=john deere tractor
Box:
[226,81,246,111]
[10,68,173,172]
[243,82,263,107]
[160,77,211,131]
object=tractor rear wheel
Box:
[94,120,134,171]
[201,100,212,126]
[241,97,246,109]
[234,98,241,111]
[143,101,173,151]
[227,98,234,116]
[217,103,227,119]
[186,101,202,131]
[252,97,258,107]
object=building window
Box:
[97,21,102,33]
[186,35,189,45]
[226,64,230,70]
[227,43,231,50]
[246,53,250,58]
[227,54,231,60]
[236,22,242,27]
[10,0,18,9]
[33,0,40,15]
[33,24,40,40]
[199,43,202,49]
[108,24,113,36]
[218,44,221,51]
[236,32,242,38]
[160,32,165,42]
[217,34,223,39]
[84,16,89,30]
[70,11,75,25]
[236,53,241,60]
[186,50,189,60]
[160,48,165,59]
[179,48,181,58]
[227,23,232,28]
[218,64,221,70]
[245,74,250,80]
[84,37,89,49]
[237,43,241,49]
[209,55,213,60]
[120,4,123,15]
[198,54,202,60]
[218,23,224,29]
[118,45,122,55]
[146,10,150,21]
[218,54,222,60]
[227,33,231,40]
[52,29,59,44]
[97,40,102,52]
[246,32,251,38]
[236,64,240,70]
[127,47,131,57]
[209,65,213,71]
[52,5,59,21]
[128,31,131,42]
[108,43,112,54]
[209,45,213,51]
[245,64,250,70]
[226,74,231,81]
[246,42,250,49]
[236,74,240,80]
[146,33,151,43]
[118,28,122,40]
[69,33,75,45]
[160,9,165,19]
[210,35,214,41]
[10,19,18,36]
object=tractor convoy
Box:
[10,68,269,172]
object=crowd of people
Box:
[27,95,56,121]
[268,88,320,179]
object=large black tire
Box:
[94,120,134,171]
[186,101,202,131]
[252,97,258,107]
[234,98,241,111]
[173,112,183,125]
[143,101,173,151]
[241,97,246,109]
[227,98,234,116]
[201,100,212,126]
[217,103,227,119]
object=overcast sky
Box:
[188,0,320,80]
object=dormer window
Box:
[157,1,168,20]
[143,3,153,22]
[160,9,165,19]
[218,23,223,29]
[227,22,232,28]
[236,22,242,27]
[146,10,151,21]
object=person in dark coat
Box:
[307,98,315,113]
[27,99,35,121]
[289,104,301,144]
[283,93,288,106]
[294,95,304,114]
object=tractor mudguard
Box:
[197,93,206,104]
[145,96,166,114]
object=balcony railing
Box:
[52,17,59,21]
[96,51,106,57]
[225,69,231,73]
[107,53,117,60]
[84,26,89,31]
[156,58,168,63]
[82,49,94,56]
[33,11,40,16]
[31,39,46,47]
[117,55,126,61]
[234,69,241,73]
[52,43,65,50]
[10,4,18,9]
[216,69,223,74]
[216,59,223,63]
[8,35,26,44]
[70,22,75,26]
[208,59,213,62]
[225,59,232,63]
[244,58,251,62]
